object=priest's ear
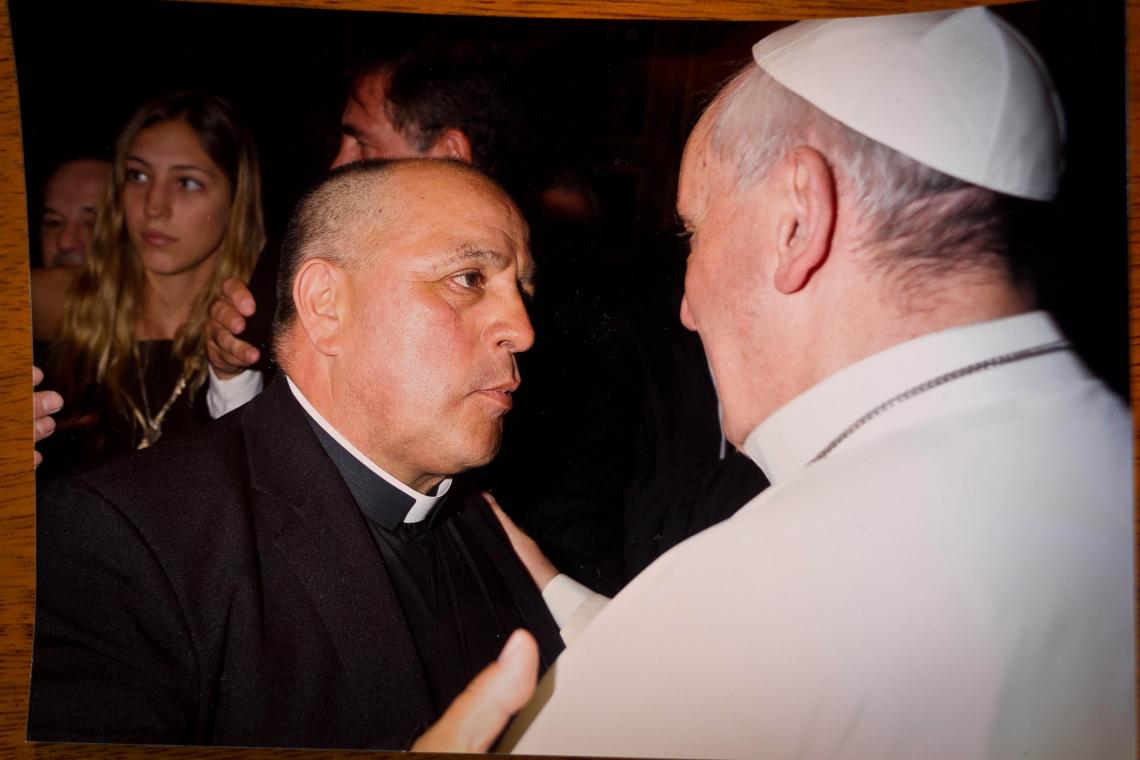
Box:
[292,257,348,356]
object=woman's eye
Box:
[179,177,204,191]
[124,169,146,183]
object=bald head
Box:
[272,157,534,491]
[272,158,518,356]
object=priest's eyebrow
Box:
[449,244,537,290]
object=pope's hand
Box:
[483,491,559,591]
[411,628,538,753]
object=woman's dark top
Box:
[35,340,210,481]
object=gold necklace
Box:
[132,344,199,449]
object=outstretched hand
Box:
[411,628,538,753]
[483,491,559,591]
[206,277,260,379]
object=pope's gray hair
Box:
[705,65,1022,282]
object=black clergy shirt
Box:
[305,417,557,714]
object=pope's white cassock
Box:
[500,311,1134,760]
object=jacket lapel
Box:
[241,377,435,742]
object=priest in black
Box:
[29,159,562,749]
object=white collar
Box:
[286,376,450,523]
[742,311,1082,483]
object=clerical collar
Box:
[742,311,1083,484]
[286,376,450,523]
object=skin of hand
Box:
[206,277,261,379]
[33,365,63,468]
[411,628,539,753]
[482,491,559,591]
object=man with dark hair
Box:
[29,159,570,749]
[335,43,517,182]
[206,43,519,392]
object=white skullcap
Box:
[752,8,1065,201]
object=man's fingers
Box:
[221,277,257,317]
[411,629,538,753]
[209,296,247,338]
[33,369,63,464]
[206,298,261,377]
[208,331,260,375]
[34,407,57,443]
[484,491,518,532]
[33,380,64,444]
[34,387,63,417]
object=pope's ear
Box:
[773,146,836,295]
[426,128,474,163]
[292,257,346,356]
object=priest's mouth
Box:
[473,384,517,410]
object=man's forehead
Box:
[383,163,516,215]
[364,164,527,257]
[350,69,391,108]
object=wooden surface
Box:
[0,1,1133,759]
[177,0,1016,19]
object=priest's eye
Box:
[451,271,484,290]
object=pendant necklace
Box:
[132,345,199,449]
[810,339,1070,464]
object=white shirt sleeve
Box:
[541,573,609,646]
[206,366,264,419]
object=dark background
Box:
[9,0,1128,399]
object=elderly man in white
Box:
[415,8,1134,759]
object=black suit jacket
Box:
[29,378,562,749]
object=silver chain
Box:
[810,339,1071,463]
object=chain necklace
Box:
[132,345,199,449]
[809,339,1071,464]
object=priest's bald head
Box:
[676,8,1063,446]
[272,159,535,493]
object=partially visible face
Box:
[677,120,775,445]
[340,164,536,489]
[41,159,110,267]
[122,119,233,278]
[331,69,423,169]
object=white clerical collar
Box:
[743,311,1080,484]
[286,376,450,523]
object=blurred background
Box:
[10,0,1127,396]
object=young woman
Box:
[33,92,264,475]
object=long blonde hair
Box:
[47,91,265,418]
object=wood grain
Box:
[174,0,1018,19]
[0,1,1132,759]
